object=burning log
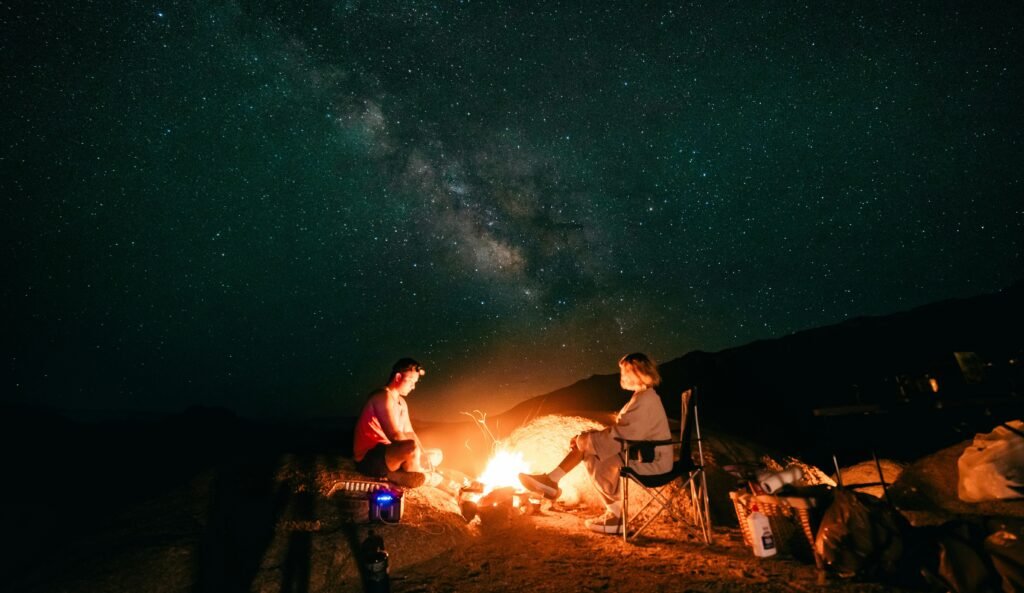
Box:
[459,482,541,523]
[479,486,516,508]
[465,487,542,527]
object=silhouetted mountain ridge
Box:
[497,283,1023,463]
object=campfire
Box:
[456,414,608,522]
[458,447,541,521]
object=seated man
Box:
[353,358,440,488]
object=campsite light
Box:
[368,488,404,523]
[928,377,939,393]
[373,490,397,505]
[476,447,531,493]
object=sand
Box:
[392,501,913,593]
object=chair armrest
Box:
[615,438,677,463]
[613,438,676,447]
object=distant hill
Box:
[2,283,1020,504]
[495,282,1024,464]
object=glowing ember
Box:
[460,447,540,520]
[476,447,531,492]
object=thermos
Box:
[360,530,390,593]
[747,504,777,558]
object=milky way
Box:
[3,1,1022,419]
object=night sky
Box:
[3,1,1022,421]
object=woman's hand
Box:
[571,430,596,449]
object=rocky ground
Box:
[5,419,1022,593]
[393,501,912,593]
[7,461,918,593]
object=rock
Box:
[889,440,1024,526]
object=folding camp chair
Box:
[616,388,712,543]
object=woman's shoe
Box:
[585,511,623,535]
[518,473,562,500]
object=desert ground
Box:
[389,499,909,593]
[7,455,916,593]
[5,413,1021,593]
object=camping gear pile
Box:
[957,420,1024,503]
[730,421,1024,592]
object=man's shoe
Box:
[585,511,623,535]
[518,473,561,500]
[387,470,427,489]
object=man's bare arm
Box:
[377,393,417,442]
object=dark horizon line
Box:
[5,277,1020,425]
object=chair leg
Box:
[699,470,712,543]
[685,471,712,544]
[621,474,629,543]
[621,473,713,544]
[627,484,688,542]
[689,478,699,525]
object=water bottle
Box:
[747,504,777,558]
[360,530,391,593]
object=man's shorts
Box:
[355,444,389,478]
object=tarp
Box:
[958,420,1024,503]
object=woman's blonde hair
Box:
[618,352,661,388]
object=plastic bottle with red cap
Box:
[748,504,777,558]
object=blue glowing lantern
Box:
[368,487,404,523]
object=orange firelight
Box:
[476,447,531,493]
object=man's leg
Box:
[383,440,427,488]
[355,444,391,478]
[384,439,422,472]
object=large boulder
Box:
[889,441,1024,526]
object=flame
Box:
[476,447,531,492]
[466,415,608,510]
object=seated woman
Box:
[519,352,672,534]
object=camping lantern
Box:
[328,480,405,524]
[368,488,404,523]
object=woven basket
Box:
[729,490,808,558]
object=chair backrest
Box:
[677,388,700,467]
